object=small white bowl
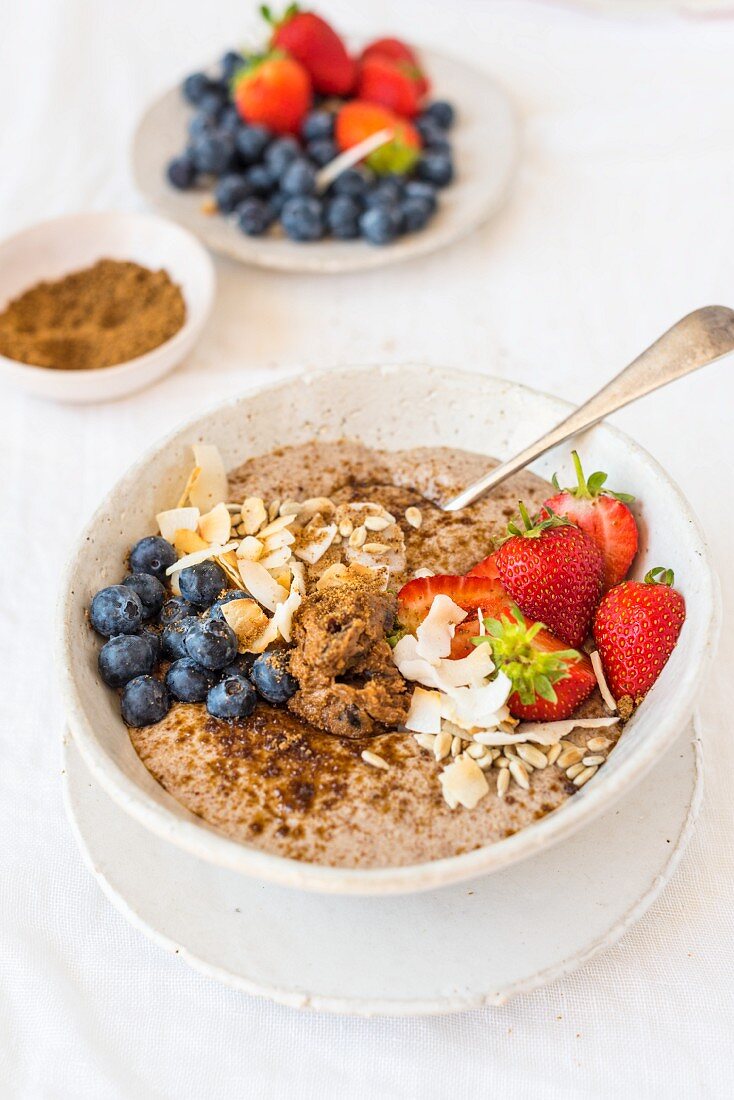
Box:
[57,365,720,895]
[0,211,215,403]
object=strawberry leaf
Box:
[473,605,582,705]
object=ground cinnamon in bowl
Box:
[0,259,186,370]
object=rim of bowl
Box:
[56,365,722,895]
[0,210,215,380]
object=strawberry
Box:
[263,5,356,96]
[478,607,597,721]
[233,53,311,135]
[335,100,421,174]
[357,55,426,118]
[396,573,509,635]
[541,451,638,590]
[467,552,500,582]
[360,38,430,98]
[495,503,604,648]
[593,567,686,701]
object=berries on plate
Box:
[237,196,274,236]
[184,618,239,670]
[422,100,455,130]
[98,634,156,688]
[478,606,597,721]
[121,676,170,728]
[264,5,356,96]
[357,55,426,119]
[250,649,299,704]
[495,503,604,648]
[165,658,214,703]
[178,560,227,608]
[90,585,143,638]
[360,37,429,98]
[416,150,453,187]
[129,536,176,582]
[593,567,686,702]
[207,674,258,720]
[335,101,421,175]
[214,173,254,213]
[359,205,402,246]
[235,124,272,165]
[122,573,166,621]
[233,53,312,135]
[167,155,196,190]
[281,195,324,241]
[541,450,639,591]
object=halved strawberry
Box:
[360,38,430,98]
[357,55,426,118]
[478,607,597,721]
[467,552,500,582]
[541,451,638,590]
[396,573,509,636]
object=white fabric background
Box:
[1,1,733,1096]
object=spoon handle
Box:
[442,305,734,512]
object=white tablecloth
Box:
[2,1,733,1096]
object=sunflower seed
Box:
[279,500,302,517]
[546,743,562,766]
[338,519,354,538]
[413,733,436,752]
[268,499,281,522]
[558,746,584,769]
[363,542,389,554]
[566,761,586,780]
[517,744,548,770]
[434,731,452,761]
[466,743,486,759]
[587,736,612,752]
[582,754,606,767]
[349,526,367,548]
[405,506,423,529]
[361,750,389,771]
[495,756,510,768]
[476,753,494,770]
[574,764,598,787]
[364,515,391,532]
[509,759,530,790]
[451,735,462,757]
[497,768,510,798]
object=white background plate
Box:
[63,725,701,1015]
[131,49,518,274]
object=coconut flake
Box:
[415,595,468,664]
[405,687,444,735]
[238,558,289,612]
[237,536,264,562]
[241,497,268,536]
[173,528,208,555]
[512,716,620,744]
[157,507,199,543]
[294,522,337,565]
[165,541,238,576]
[198,502,232,545]
[221,599,269,652]
[439,755,489,810]
[438,673,513,731]
[259,546,293,571]
[590,650,618,713]
[187,444,227,512]
[258,513,297,540]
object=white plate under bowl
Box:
[56,365,720,894]
[132,48,517,274]
[0,211,215,403]
[63,724,702,1014]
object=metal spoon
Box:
[442,305,734,512]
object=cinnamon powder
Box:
[0,259,186,370]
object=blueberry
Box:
[185,618,238,670]
[326,195,361,240]
[281,196,324,242]
[416,151,453,188]
[268,190,288,219]
[90,585,143,638]
[165,657,214,703]
[214,173,254,213]
[161,615,199,661]
[138,625,162,665]
[265,136,300,178]
[237,197,273,236]
[219,104,242,135]
[98,634,155,688]
[121,676,170,727]
[235,124,271,165]
[178,560,227,608]
[416,117,450,152]
[281,157,317,196]
[250,650,298,704]
[209,590,252,620]
[182,72,215,106]
[166,154,197,190]
[122,572,165,621]
[206,675,257,720]
[222,652,257,679]
[301,110,334,142]
[244,163,276,195]
[360,205,403,245]
[401,196,434,233]
[423,100,455,130]
[365,179,403,208]
[129,536,176,582]
[190,132,234,176]
[159,596,194,627]
[333,167,374,198]
[188,112,215,140]
[306,138,337,167]
[220,50,245,82]
[404,179,438,213]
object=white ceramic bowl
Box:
[56,366,720,894]
[0,211,215,403]
[132,48,518,275]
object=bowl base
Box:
[63,722,701,1015]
